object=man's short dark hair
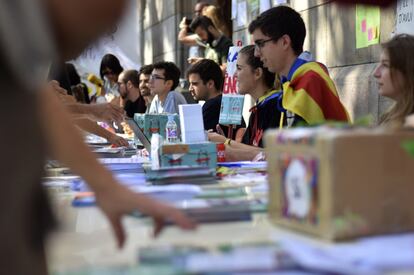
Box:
[186,59,224,91]
[152,61,181,91]
[190,16,215,32]
[121,69,139,87]
[248,6,306,55]
[139,64,154,76]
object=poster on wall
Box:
[355,4,381,49]
[395,0,414,35]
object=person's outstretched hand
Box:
[95,183,197,248]
[107,134,129,147]
[91,102,125,124]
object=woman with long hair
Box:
[374,34,414,127]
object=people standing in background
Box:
[178,1,210,59]
[202,5,231,38]
[189,16,233,69]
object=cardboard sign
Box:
[219,43,245,125]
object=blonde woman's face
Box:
[374,51,403,100]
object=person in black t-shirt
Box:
[186,59,244,138]
[118,69,147,118]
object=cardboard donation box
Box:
[264,127,414,241]
[134,113,180,140]
[160,142,217,171]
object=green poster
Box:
[355,4,380,49]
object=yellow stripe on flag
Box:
[282,84,326,124]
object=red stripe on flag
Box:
[290,70,349,121]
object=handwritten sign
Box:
[219,43,245,125]
[396,0,414,35]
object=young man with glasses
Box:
[148,61,187,114]
[249,6,350,127]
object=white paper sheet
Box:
[179,104,206,143]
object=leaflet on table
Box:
[72,184,202,207]
[274,233,414,274]
[138,242,295,273]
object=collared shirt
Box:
[149,90,187,114]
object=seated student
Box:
[374,34,414,127]
[208,45,282,160]
[118,69,146,118]
[138,64,155,112]
[148,61,187,114]
[186,59,245,139]
[248,6,350,127]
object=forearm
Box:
[178,30,198,46]
[39,86,115,192]
[225,144,263,161]
[74,118,113,140]
[65,102,95,116]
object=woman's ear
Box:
[255,67,263,81]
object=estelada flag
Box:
[282,62,351,124]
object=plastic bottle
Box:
[165,115,178,143]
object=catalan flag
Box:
[281,59,350,125]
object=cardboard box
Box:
[160,142,217,171]
[134,113,180,140]
[264,127,414,241]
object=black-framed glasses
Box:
[150,74,166,81]
[254,38,275,50]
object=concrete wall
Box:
[139,0,200,71]
[233,0,396,123]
